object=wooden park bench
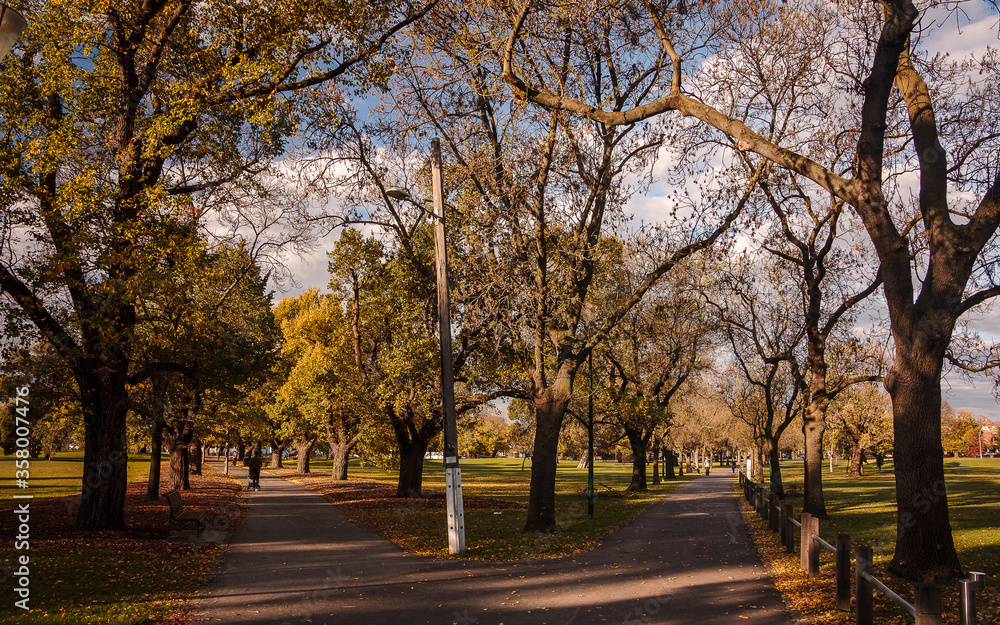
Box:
[164,489,206,538]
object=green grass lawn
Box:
[0,453,242,625]
[1,451,159,502]
[747,457,1000,624]
[275,455,696,560]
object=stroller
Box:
[247,469,261,491]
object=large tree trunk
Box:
[802,397,830,519]
[847,443,864,477]
[76,371,130,531]
[295,437,314,473]
[524,381,573,532]
[329,435,360,481]
[651,444,660,486]
[181,443,191,490]
[396,437,430,497]
[169,445,186,491]
[327,419,360,480]
[331,444,351,480]
[624,427,649,492]
[665,449,676,479]
[886,356,962,580]
[236,442,246,461]
[147,420,163,500]
[767,435,784,499]
[269,439,287,468]
[189,439,203,475]
[389,405,441,498]
[163,418,193,491]
[752,442,765,483]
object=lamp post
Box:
[0,4,26,61]
[385,138,465,554]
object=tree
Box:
[271,289,363,477]
[828,383,893,476]
[133,241,278,495]
[711,253,805,498]
[368,1,766,531]
[598,255,715,491]
[1,342,83,458]
[0,0,435,530]
[502,0,1000,580]
[940,404,983,458]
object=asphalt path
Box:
[188,462,793,625]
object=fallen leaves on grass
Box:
[0,465,245,624]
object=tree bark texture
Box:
[189,439,202,475]
[886,354,962,580]
[327,420,360,480]
[624,427,650,492]
[295,437,314,473]
[389,405,440,498]
[147,420,163,501]
[524,378,573,531]
[269,439,287,468]
[802,399,829,518]
[76,371,130,530]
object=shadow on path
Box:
[187,464,792,625]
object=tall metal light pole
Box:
[386,138,465,554]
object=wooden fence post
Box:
[779,501,789,544]
[783,504,795,553]
[914,583,943,625]
[770,494,780,532]
[836,533,851,611]
[800,512,812,571]
[807,515,820,578]
[855,546,873,625]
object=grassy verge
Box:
[740,458,1000,624]
[268,456,694,560]
[1,455,244,624]
[1,452,153,500]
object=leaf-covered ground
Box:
[269,457,694,560]
[739,458,1000,625]
[0,460,244,624]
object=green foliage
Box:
[0,342,83,456]
[828,383,893,457]
[941,404,987,458]
[0,0,427,528]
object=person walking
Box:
[247,450,263,490]
[703,456,711,476]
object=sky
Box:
[266,1,1000,420]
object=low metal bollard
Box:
[960,571,986,625]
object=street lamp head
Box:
[0,4,26,62]
[385,187,412,202]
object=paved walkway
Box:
[188,463,793,625]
